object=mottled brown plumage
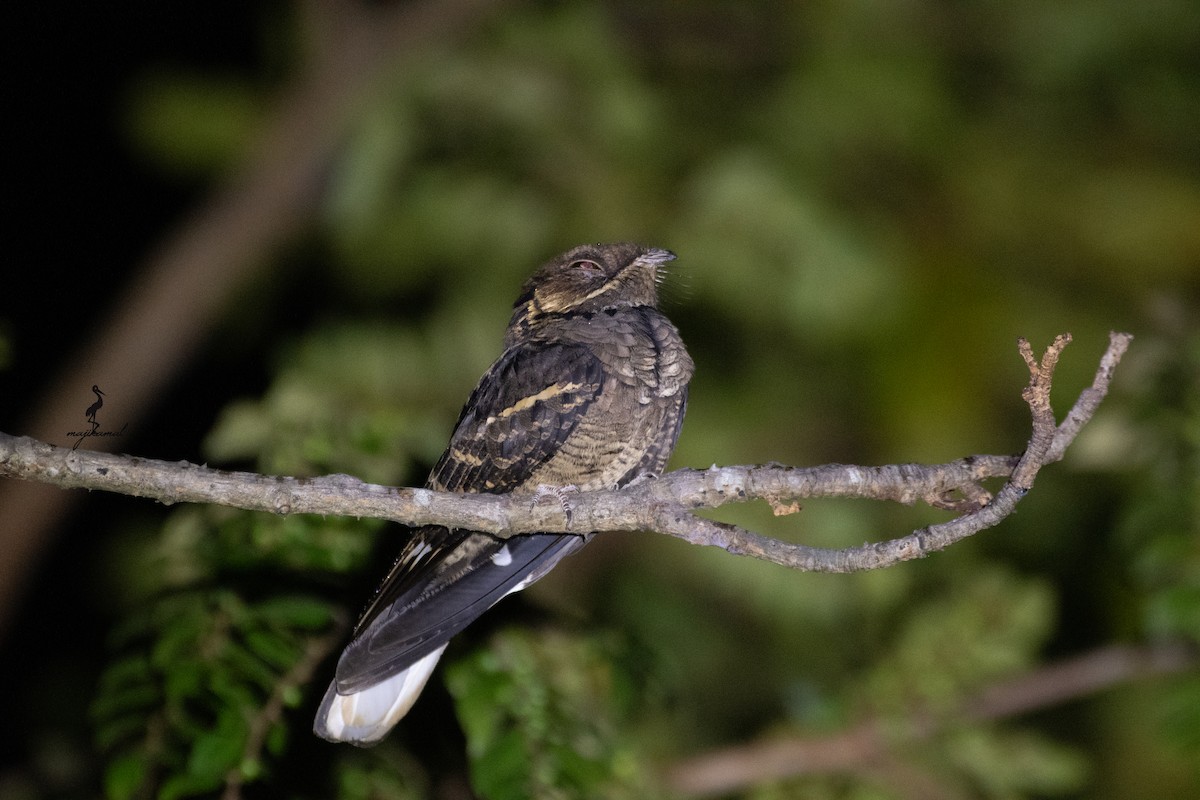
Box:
[315,243,693,745]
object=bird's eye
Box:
[569,259,605,280]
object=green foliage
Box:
[446,629,653,800]
[92,590,340,800]
[1113,323,1200,756]
[864,569,1055,717]
[941,727,1088,799]
[330,744,430,800]
[859,571,1088,797]
[1118,326,1200,643]
[89,507,373,799]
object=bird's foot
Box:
[532,484,579,528]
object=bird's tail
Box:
[313,645,446,746]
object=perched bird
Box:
[315,243,693,745]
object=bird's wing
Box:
[429,340,606,494]
[334,341,604,692]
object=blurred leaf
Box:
[185,709,247,789]
[865,568,1055,716]
[673,149,901,344]
[1159,674,1200,752]
[943,726,1088,798]
[125,72,263,177]
[103,752,150,800]
[253,595,339,631]
[92,585,340,799]
[333,743,430,800]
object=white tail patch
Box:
[314,645,447,746]
[491,544,513,566]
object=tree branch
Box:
[0,333,1131,572]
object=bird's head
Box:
[510,243,675,332]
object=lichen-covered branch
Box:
[0,333,1132,573]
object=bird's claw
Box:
[532,484,579,527]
